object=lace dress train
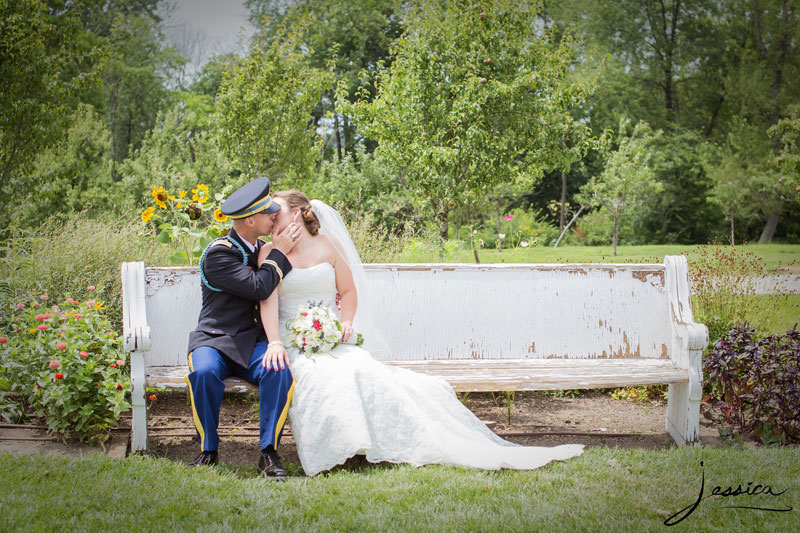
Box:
[280,262,584,476]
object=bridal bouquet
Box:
[286,303,363,356]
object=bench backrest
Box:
[126,259,687,366]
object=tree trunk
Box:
[496,206,502,252]
[467,205,480,263]
[439,205,449,243]
[559,171,567,229]
[758,211,780,243]
[612,209,619,257]
[729,208,735,246]
[554,205,585,248]
[332,103,342,162]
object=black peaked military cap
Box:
[220,177,281,218]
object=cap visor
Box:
[264,202,281,214]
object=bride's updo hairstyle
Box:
[274,190,320,235]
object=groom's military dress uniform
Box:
[185,180,294,456]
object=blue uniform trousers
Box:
[185,342,295,452]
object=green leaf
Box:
[155,231,171,244]
[168,253,187,265]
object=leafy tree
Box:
[770,116,800,191]
[0,0,102,226]
[634,132,721,245]
[708,0,799,241]
[214,21,332,188]
[343,0,596,260]
[247,0,405,161]
[19,104,113,226]
[103,11,183,180]
[578,119,663,256]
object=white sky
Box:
[160,0,255,77]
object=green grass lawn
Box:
[398,242,800,271]
[732,294,800,335]
[2,446,797,531]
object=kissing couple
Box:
[185,177,584,478]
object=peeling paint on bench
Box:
[123,256,707,452]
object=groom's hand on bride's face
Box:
[272,223,301,257]
[263,344,289,371]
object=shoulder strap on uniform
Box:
[198,236,248,292]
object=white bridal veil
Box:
[309,199,391,358]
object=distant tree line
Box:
[2,0,798,247]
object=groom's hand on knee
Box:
[263,343,289,371]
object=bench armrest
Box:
[665,255,709,357]
[122,261,152,353]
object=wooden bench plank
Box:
[146,358,688,393]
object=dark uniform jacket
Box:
[187,229,292,369]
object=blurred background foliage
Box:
[1,0,798,252]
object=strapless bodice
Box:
[278,262,340,341]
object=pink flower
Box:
[86,301,95,307]
[35,314,45,321]
[54,373,64,380]
[0,337,7,344]
[49,360,60,369]
[312,320,322,331]
[43,313,51,320]
[116,383,123,391]
[65,298,74,304]
[73,314,83,320]
[16,303,24,309]
[51,305,59,311]
[32,302,39,308]
[110,363,117,368]
[503,214,514,221]
[79,351,89,358]
[87,285,96,291]
[40,295,48,301]
[56,342,67,351]
[116,359,125,367]
[37,324,48,331]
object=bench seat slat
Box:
[145,358,687,394]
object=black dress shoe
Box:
[189,450,218,467]
[258,449,288,479]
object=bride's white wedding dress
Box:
[279,261,584,476]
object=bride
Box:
[258,190,584,476]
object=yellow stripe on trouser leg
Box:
[185,351,206,450]
[274,379,296,449]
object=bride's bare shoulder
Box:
[315,234,345,264]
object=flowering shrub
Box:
[0,291,130,444]
[140,183,232,265]
[689,243,788,343]
[703,324,799,444]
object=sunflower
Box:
[141,206,155,222]
[192,184,209,204]
[214,208,228,222]
[151,185,168,209]
[186,204,202,221]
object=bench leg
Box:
[666,365,701,446]
[130,351,148,452]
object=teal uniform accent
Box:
[199,236,248,292]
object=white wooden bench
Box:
[122,256,707,452]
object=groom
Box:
[185,176,300,479]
